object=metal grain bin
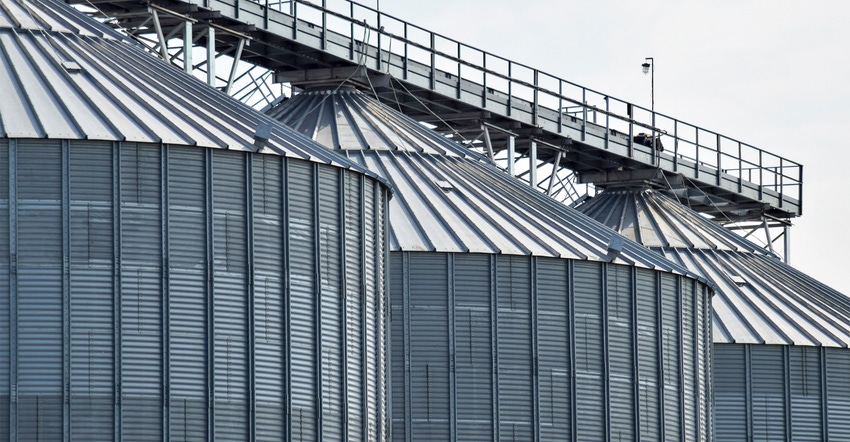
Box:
[577,187,850,441]
[0,2,390,440]
[270,88,714,441]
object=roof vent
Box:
[607,234,624,260]
[729,273,748,287]
[253,122,273,151]
[62,60,82,73]
[435,179,454,193]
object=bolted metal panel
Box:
[661,273,683,441]
[607,264,635,441]
[0,140,8,442]
[826,348,850,439]
[69,142,116,441]
[536,258,572,441]
[251,154,286,441]
[119,142,164,441]
[789,346,823,441]
[713,345,747,441]
[287,159,318,440]
[390,253,711,442]
[681,277,698,440]
[573,261,605,441]
[318,165,344,439]
[635,269,661,441]
[16,141,64,441]
[0,138,389,440]
[454,254,495,441]
[389,252,406,440]
[211,149,250,440]
[275,87,712,442]
[713,343,850,442]
[750,345,786,440]
[364,176,386,442]
[167,146,209,441]
[496,255,533,441]
[408,253,450,439]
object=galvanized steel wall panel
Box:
[409,254,450,439]
[826,348,850,439]
[69,142,115,441]
[636,269,661,441]
[681,278,698,441]
[365,177,387,442]
[0,140,9,441]
[16,142,63,441]
[212,150,250,441]
[789,346,823,441]
[251,155,286,441]
[661,273,682,441]
[454,254,494,441]
[318,165,344,439]
[573,261,605,441]
[390,252,406,440]
[713,345,746,440]
[536,258,572,442]
[607,264,635,441]
[119,143,164,441]
[167,146,208,441]
[714,343,850,442]
[0,139,389,441]
[287,160,318,440]
[751,345,786,441]
[496,256,533,441]
[344,171,365,441]
[391,253,711,442]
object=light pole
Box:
[642,57,656,162]
[642,57,654,113]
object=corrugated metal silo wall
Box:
[714,343,850,441]
[0,139,389,441]
[390,252,713,441]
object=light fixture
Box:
[642,62,651,74]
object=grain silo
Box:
[0,1,390,440]
[577,187,850,441]
[269,87,714,441]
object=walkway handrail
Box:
[263,0,802,206]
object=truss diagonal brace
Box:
[226,38,246,94]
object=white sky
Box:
[376,0,850,295]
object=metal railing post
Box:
[758,150,764,200]
[321,0,327,50]
[507,62,512,117]
[716,134,722,185]
[429,32,436,90]
[291,0,297,40]
[581,88,587,142]
[376,6,382,70]
[694,129,700,179]
[672,120,678,171]
[507,136,516,177]
[481,53,487,108]
[533,70,539,126]
[457,43,462,99]
[403,22,409,79]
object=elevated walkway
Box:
[73,0,802,221]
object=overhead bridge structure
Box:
[72,0,802,248]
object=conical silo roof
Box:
[0,0,385,183]
[268,87,699,273]
[577,187,850,347]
